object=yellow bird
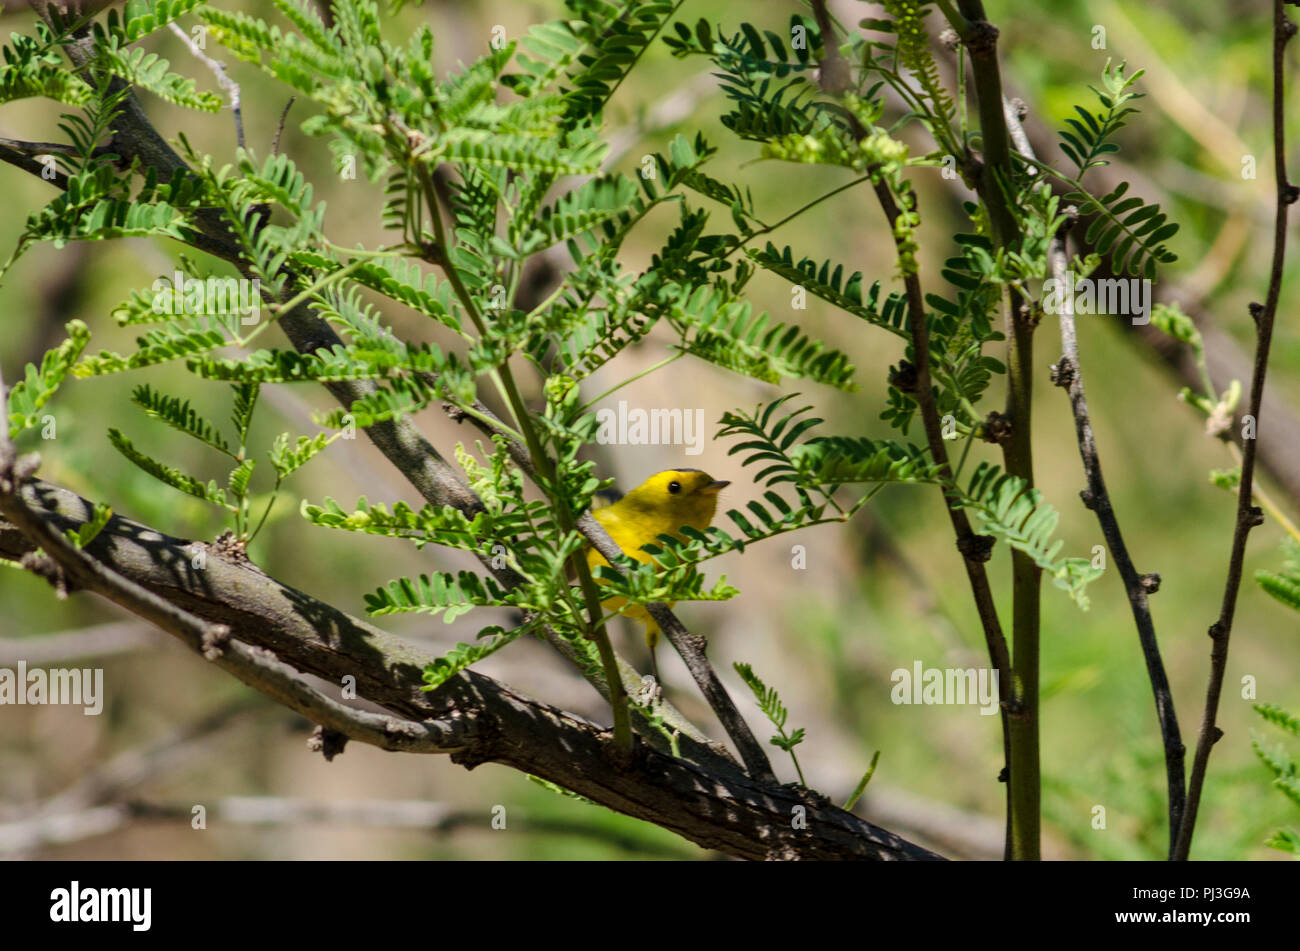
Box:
[585,469,730,676]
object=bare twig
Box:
[1047,232,1186,856]
[168,22,244,149]
[997,93,1187,857]
[1172,0,1296,862]
[0,141,71,188]
[931,24,1300,520]
[271,97,295,156]
[0,136,80,156]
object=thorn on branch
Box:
[957,532,996,563]
[980,410,1013,444]
[211,530,249,565]
[1249,301,1265,327]
[1080,489,1097,510]
[1208,621,1225,640]
[963,19,1000,55]
[20,549,77,599]
[1283,183,1300,205]
[307,725,349,761]
[1139,572,1162,595]
[200,624,231,660]
[1243,505,1265,529]
[997,766,1009,783]
[1211,727,1225,745]
[889,359,918,393]
[1050,355,1075,389]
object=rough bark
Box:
[0,479,943,861]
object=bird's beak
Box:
[699,480,730,495]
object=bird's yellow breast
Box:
[583,469,728,647]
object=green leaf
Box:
[130,384,234,457]
[364,570,512,620]
[949,462,1103,609]
[1257,703,1300,737]
[230,382,259,448]
[269,432,332,479]
[65,502,113,550]
[227,457,255,500]
[667,283,857,391]
[747,243,909,340]
[6,320,90,437]
[99,44,222,112]
[107,428,233,510]
[420,625,531,692]
[733,660,807,783]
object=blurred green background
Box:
[1,0,1298,860]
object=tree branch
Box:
[998,95,1187,857]
[1172,0,1296,861]
[944,0,1041,862]
[810,0,1015,857]
[0,476,942,861]
[1048,230,1186,857]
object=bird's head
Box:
[621,468,730,534]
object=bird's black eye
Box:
[668,480,681,494]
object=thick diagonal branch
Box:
[0,477,941,861]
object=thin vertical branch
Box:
[1048,234,1187,856]
[944,0,1040,860]
[809,0,1015,856]
[1173,0,1296,861]
[1000,92,1188,856]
